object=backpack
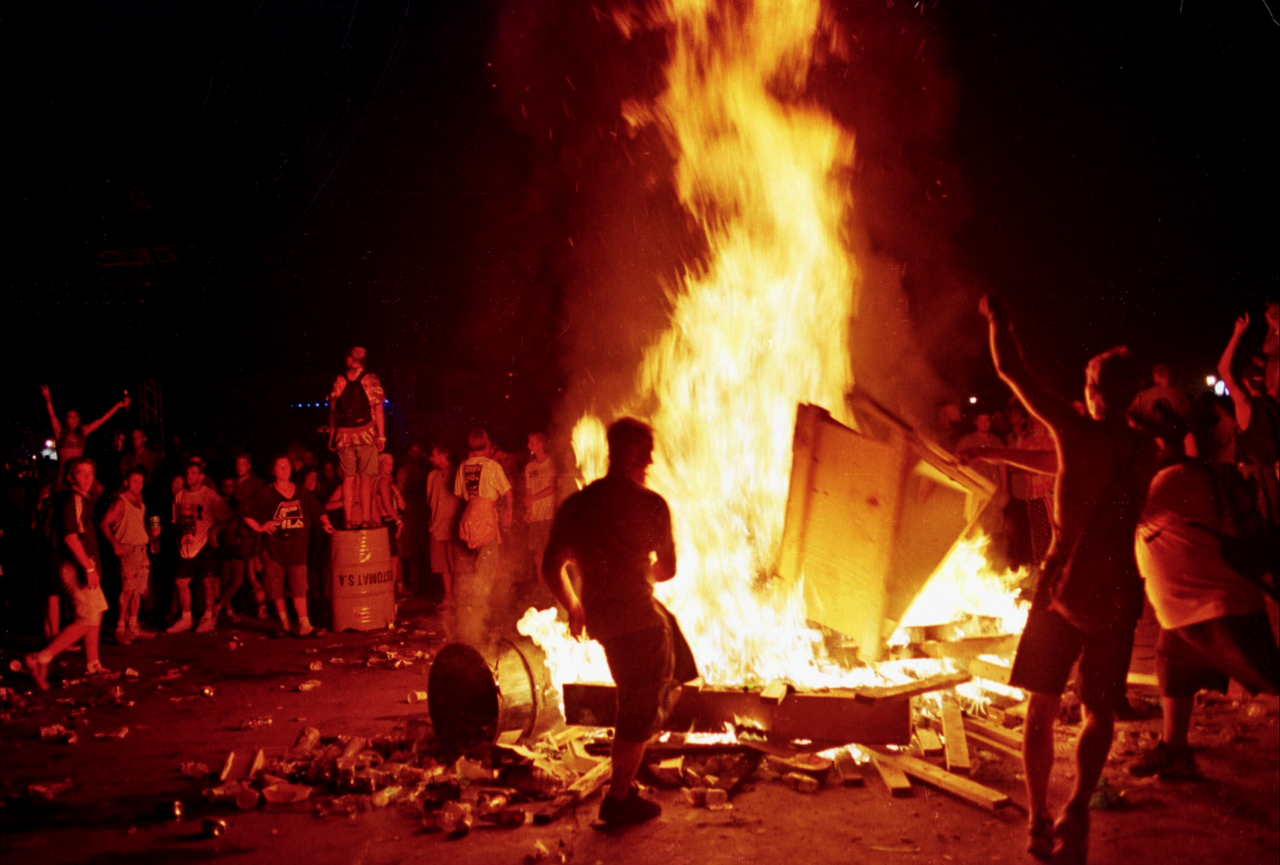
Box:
[459,496,499,550]
[334,371,372,428]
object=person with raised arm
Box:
[973,296,1156,864]
[41,385,130,475]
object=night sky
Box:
[8,0,1277,460]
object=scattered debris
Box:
[29,778,75,800]
[297,680,322,693]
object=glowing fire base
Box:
[562,682,911,746]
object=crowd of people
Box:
[965,300,1278,864]
[8,346,567,692]
[3,307,1278,840]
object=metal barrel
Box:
[330,526,396,631]
[427,639,547,752]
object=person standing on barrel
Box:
[541,417,698,827]
[328,346,386,529]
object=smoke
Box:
[489,0,982,447]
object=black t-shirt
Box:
[51,487,101,571]
[245,485,324,567]
[544,474,673,640]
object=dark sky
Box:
[7,0,1277,457]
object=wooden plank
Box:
[759,682,790,705]
[532,759,612,825]
[965,731,1022,763]
[963,716,1023,751]
[940,696,971,775]
[854,671,974,704]
[832,748,865,787]
[870,753,913,797]
[564,682,912,745]
[914,727,944,757]
[968,657,1013,685]
[870,749,1010,811]
[1127,671,1158,687]
[918,634,1019,663]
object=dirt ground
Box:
[1,599,1276,865]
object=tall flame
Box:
[563,0,858,685]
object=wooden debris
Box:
[1126,671,1158,688]
[914,727,944,757]
[764,752,833,780]
[965,730,1022,763]
[941,696,972,775]
[532,758,612,825]
[782,772,820,793]
[759,682,791,704]
[869,749,1010,811]
[963,716,1023,751]
[854,671,973,704]
[832,748,865,787]
[648,756,684,786]
[870,752,913,797]
[968,656,1013,685]
[712,751,762,797]
[919,634,1019,663]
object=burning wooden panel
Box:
[777,397,994,662]
[563,683,912,746]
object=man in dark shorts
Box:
[542,417,698,827]
[26,458,112,688]
[975,297,1156,863]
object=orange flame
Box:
[522,1,1026,696]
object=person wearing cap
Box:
[328,346,387,529]
[170,459,233,634]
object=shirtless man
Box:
[974,296,1155,864]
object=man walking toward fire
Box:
[976,296,1155,864]
[328,346,386,529]
[541,417,699,827]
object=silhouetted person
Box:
[977,297,1155,864]
[542,418,698,827]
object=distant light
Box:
[45,439,55,448]
[1214,381,1228,397]
[969,396,978,405]
[1205,375,1217,386]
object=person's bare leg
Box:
[1162,696,1194,749]
[292,597,313,636]
[84,624,103,671]
[274,599,291,631]
[606,738,647,801]
[45,595,61,641]
[1024,692,1061,820]
[342,475,357,526]
[36,620,91,665]
[1065,704,1115,814]
[167,579,195,632]
[215,560,245,615]
[359,476,374,527]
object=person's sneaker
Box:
[85,662,113,676]
[224,609,241,624]
[195,614,217,634]
[1126,740,1198,779]
[598,785,662,826]
[256,605,269,620]
[296,622,315,638]
[131,625,157,639]
[166,616,194,634]
[115,627,133,646]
